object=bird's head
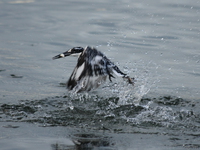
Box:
[52,47,84,59]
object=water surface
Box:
[0,0,200,149]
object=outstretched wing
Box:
[66,46,134,93]
[67,49,108,92]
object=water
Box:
[0,0,200,149]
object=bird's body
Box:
[53,46,134,93]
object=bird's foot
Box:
[123,76,135,85]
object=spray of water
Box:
[102,60,160,106]
[66,59,160,112]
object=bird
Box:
[53,46,134,93]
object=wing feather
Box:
[67,48,108,92]
[66,46,129,93]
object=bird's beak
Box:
[52,51,71,60]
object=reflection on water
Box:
[72,133,112,150]
[51,133,114,150]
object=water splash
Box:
[101,60,160,106]
[126,106,178,127]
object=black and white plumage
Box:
[53,46,134,93]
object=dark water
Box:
[0,0,200,149]
[1,95,200,149]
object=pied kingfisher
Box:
[53,46,134,93]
